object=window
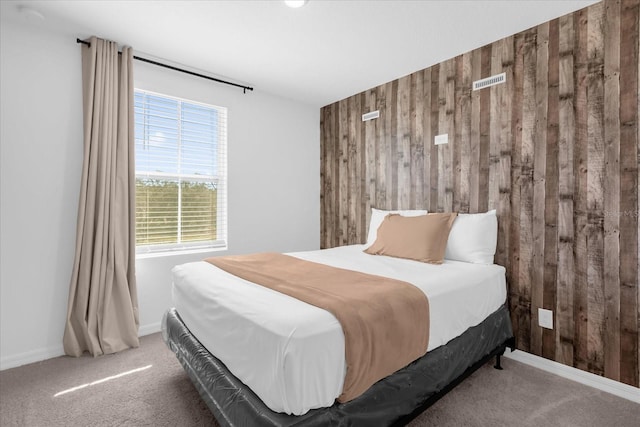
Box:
[134,90,227,254]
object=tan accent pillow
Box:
[364,213,458,264]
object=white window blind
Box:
[134,90,227,254]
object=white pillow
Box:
[365,208,428,248]
[445,210,497,264]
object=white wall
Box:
[133,60,320,334]
[0,19,320,369]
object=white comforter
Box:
[171,245,507,415]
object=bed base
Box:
[394,334,515,426]
[162,305,514,427]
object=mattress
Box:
[171,244,507,416]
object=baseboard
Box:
[0,345,65,371]
[503,349,640,403]
[139,321,161,337]
[1,322,163,371]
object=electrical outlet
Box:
[538,308,553,329]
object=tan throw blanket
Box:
[205,252,430,403]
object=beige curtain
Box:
[63,37,139,357]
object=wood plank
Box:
[338,98,349,246]
[398,75,412,209]
[618,0,639,387]
[453,56,463,213]
[323,103,339,249]
[320,106,326,247]
[437,62,447,212]
[496,37,514,271]
[333,103,340,248]
[586,1,605,377]
[497,37,514,279]
[470,49,482,213]
[519,28,538,353]
[637,0,640,388]
[347,95,358,244]
[479,45,492,213]
[531,22,549,357]
[410,71,425,210]
[459,52,473,214]
[437,59,455,213]
[333,102,341,248]
[443,58,457,212]
[422,69,432,211]
[509,32,525,346]
[543,19,559,361]
[365,89,376,242]
[430,65,440,211]
[573,7,590,372]
[602,0,621,381]
[444,59,455,213]
[383,82,394,210]
[376,84,388,210]
[358,93,366,244]
[557,13,576,367]
[489,41,502,210]
[389,81,399,209]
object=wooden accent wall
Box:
[320,0,639,387]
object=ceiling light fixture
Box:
[284,0,308,8]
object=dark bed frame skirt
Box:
[162,305,515,427]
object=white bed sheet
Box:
[171,244,507,416]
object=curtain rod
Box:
[76,38,254,94]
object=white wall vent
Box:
[362,110,380,121]
[473,72,506,91]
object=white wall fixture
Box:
[473,72,506,91]
[538,308,554,329]
[362,110,380,122]
[284,0,308,8]
[434,134,448,145]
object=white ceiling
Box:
[1,0,598,108]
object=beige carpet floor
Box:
[0,333,637,426]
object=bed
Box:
[162,210,515,426]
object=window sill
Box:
[135,245,228,260]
